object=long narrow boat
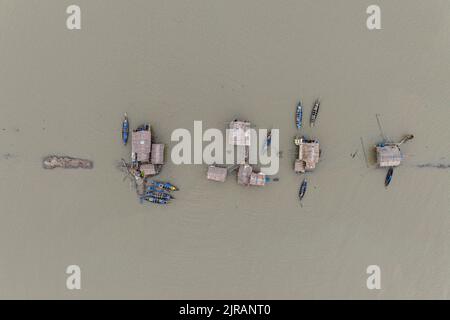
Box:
[145,197,169,205]
[299,178,308,201]
[146,185,172,195]
[296,101,303,129]
[122,113,129,145]
[385,167,394,187]
[262,130,272,154]
[143,191,173,200]
[148,180,178,191]
[310,99,320,127]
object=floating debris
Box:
[360,137,369,168]
[43,156,93,169]
[417,163,450,169]
[310,99,320,127]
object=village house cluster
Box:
[206,120,268,187]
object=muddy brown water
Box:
[0,0,450,299]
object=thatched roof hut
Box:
[376,144,403,167]
[294,138,320,173]
[132,128,151,162]
[207,166,227,182]
[140,163,156,176]
[249,172,266,186]
[237,164,252,185]
[151,144,164,164]
[228,120,251,146]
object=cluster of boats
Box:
[119,105,413,208]
[140,180,178,205]
[295,98,320,129]
[121,113,178,206]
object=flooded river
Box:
[1,0,450,298]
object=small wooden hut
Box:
[132,127,151,163]
[376,144,403,167]
[249,172,266,186]
[294,137,320,173]
[228,120,251,146]
[151,144,164,164]
[140,163,157,176]
[237,164,253,185]
[207,166,228,182]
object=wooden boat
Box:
[145,197,169,205]
[385,167,394,187]
[262,130,272,154]
[148,180,178,191]
[122,113,129,145]
[310,99,320,127]
[299,178,308,201]
[143,191,173,200]
[296,101,303,129]
[146,185,171,194]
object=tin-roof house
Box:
[228,120,251,146]
[294,137,320,173]
[151,144,164,164]
[132,125,151,163]
[140,163,157,176]
[237,164,253,186]
[376,144,403,168]
[206,165,228,182]
[249,172,266,186]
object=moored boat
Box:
[143,191,173,200]
[299,178,308,201]
[122,113,129,145]
[145,197,169,205]
[385,167,394,187]
[310,99,320,127]
[148,180,178,191]
[296,101,303,129]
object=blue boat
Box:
[385,167,394,187]
[296,101,303,129]
[145,197,169,205]
[122,113,129,145]
[146,185,171,194]
[299,178,308,201]
[147,180,178,191]
[143,191,173,200]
